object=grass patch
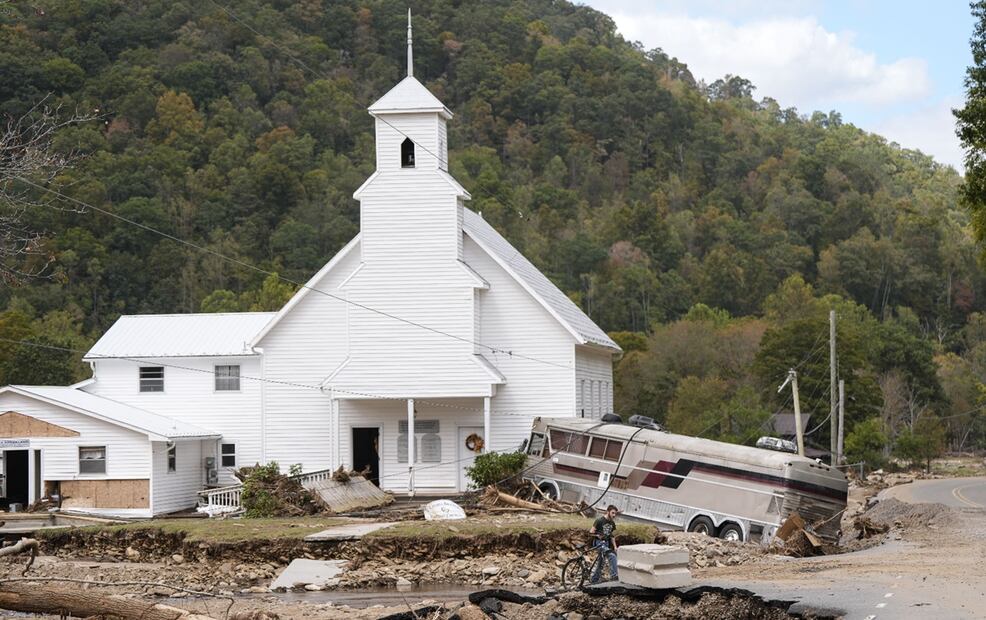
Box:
[37,516,348,543]
[366,513,660,542]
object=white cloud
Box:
[606,12,931,108]
[876,98,964,170]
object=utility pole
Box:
[837,379,846,465]
[829,310,837,462]
[779,369,806,457]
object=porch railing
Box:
[196,484,243,514]
[197,467,336,514]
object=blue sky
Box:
[580,1,974,169]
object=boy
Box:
[589,504,619,583]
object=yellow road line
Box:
[952,483,984,508]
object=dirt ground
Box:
[4,469,980,619]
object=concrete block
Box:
[616,544,691,589]
[270,559,347,591]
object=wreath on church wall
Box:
[465,433,485,453]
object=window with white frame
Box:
[214,365,241,391]
[79,446,106,474]
[167,443,177,472]
[221,443,236,467]
[397,420,440,463]
[139,366,164,392]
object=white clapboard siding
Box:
[0,392,151,480]
[150,439,203,515]
[84,356,262,483]
[258,245,359,472]
[358,174,464,264]
[375,113,444,171]
[576,346,616,419]
[337,398,482,493]
[462,235,579,451]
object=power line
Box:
[0,337,557,416]
[16,177,573,371]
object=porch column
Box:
[483,397,491,453]
[27,448,35,505]
[407,399,415,495]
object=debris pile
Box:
[862,498,956,531]
[238,464,320,518]
[661,532,764,569]
[479,483,590,515]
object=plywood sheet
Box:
[59,479,149,509]
[0,411,79,438]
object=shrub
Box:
[465,451,528,489]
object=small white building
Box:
[0,27,619,516]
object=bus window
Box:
[588,438,607,459]
[604,440,623,461]
[528,433,546,456]
[549,429,590,455]
[549,430,571,452]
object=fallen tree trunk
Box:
[0,582,216,619]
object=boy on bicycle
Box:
[589,504,619,583]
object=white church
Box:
[0,22,619,517]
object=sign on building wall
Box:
[0,439,30,450]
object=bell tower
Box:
[366,10,450,173]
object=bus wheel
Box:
[718,522,744,542]
[687,515,715,536]
[538,482,559,501]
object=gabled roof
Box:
[461,209,620,351]
[0,386,219,441]
[368,76,453,119]
[251,234,361,346]
[85,312,275,360]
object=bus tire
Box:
[717,522,744,542]
[687,515,715,536]
[538,481,559,501]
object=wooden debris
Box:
[0,538,38,575]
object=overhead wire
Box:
[0,337,543,417]
[15,177,573,371]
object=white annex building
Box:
[0,23,619,517]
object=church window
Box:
[401,138,415,168]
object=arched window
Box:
[401,137,415,168]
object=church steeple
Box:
[365,10,452,173]
[407,9,413,78]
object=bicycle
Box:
[561,539,617,588]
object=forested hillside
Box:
[0,0,983,460]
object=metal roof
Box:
[540,417,809,470]
[86,312,275,360]
[462,209,620,351]
[771,413,812,437]
[2,386,219,440]
[368,76,453,119]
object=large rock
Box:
[457,604,487,620]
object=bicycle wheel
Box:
[561,556,590,589]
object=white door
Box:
[457,426,484,492]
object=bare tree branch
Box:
[0,94,96,284]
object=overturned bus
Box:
[523,417,848,543]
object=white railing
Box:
[197,484,243,513]
[196,468,336,515]
[292,468,334,489]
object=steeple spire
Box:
[406,8,413,77]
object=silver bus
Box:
[524,417,848,543]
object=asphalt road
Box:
[880,475,986,509]
[708,477,986,620]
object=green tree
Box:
[955,1,986,261]
[893,417,947,473]
[845,417,888,471]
